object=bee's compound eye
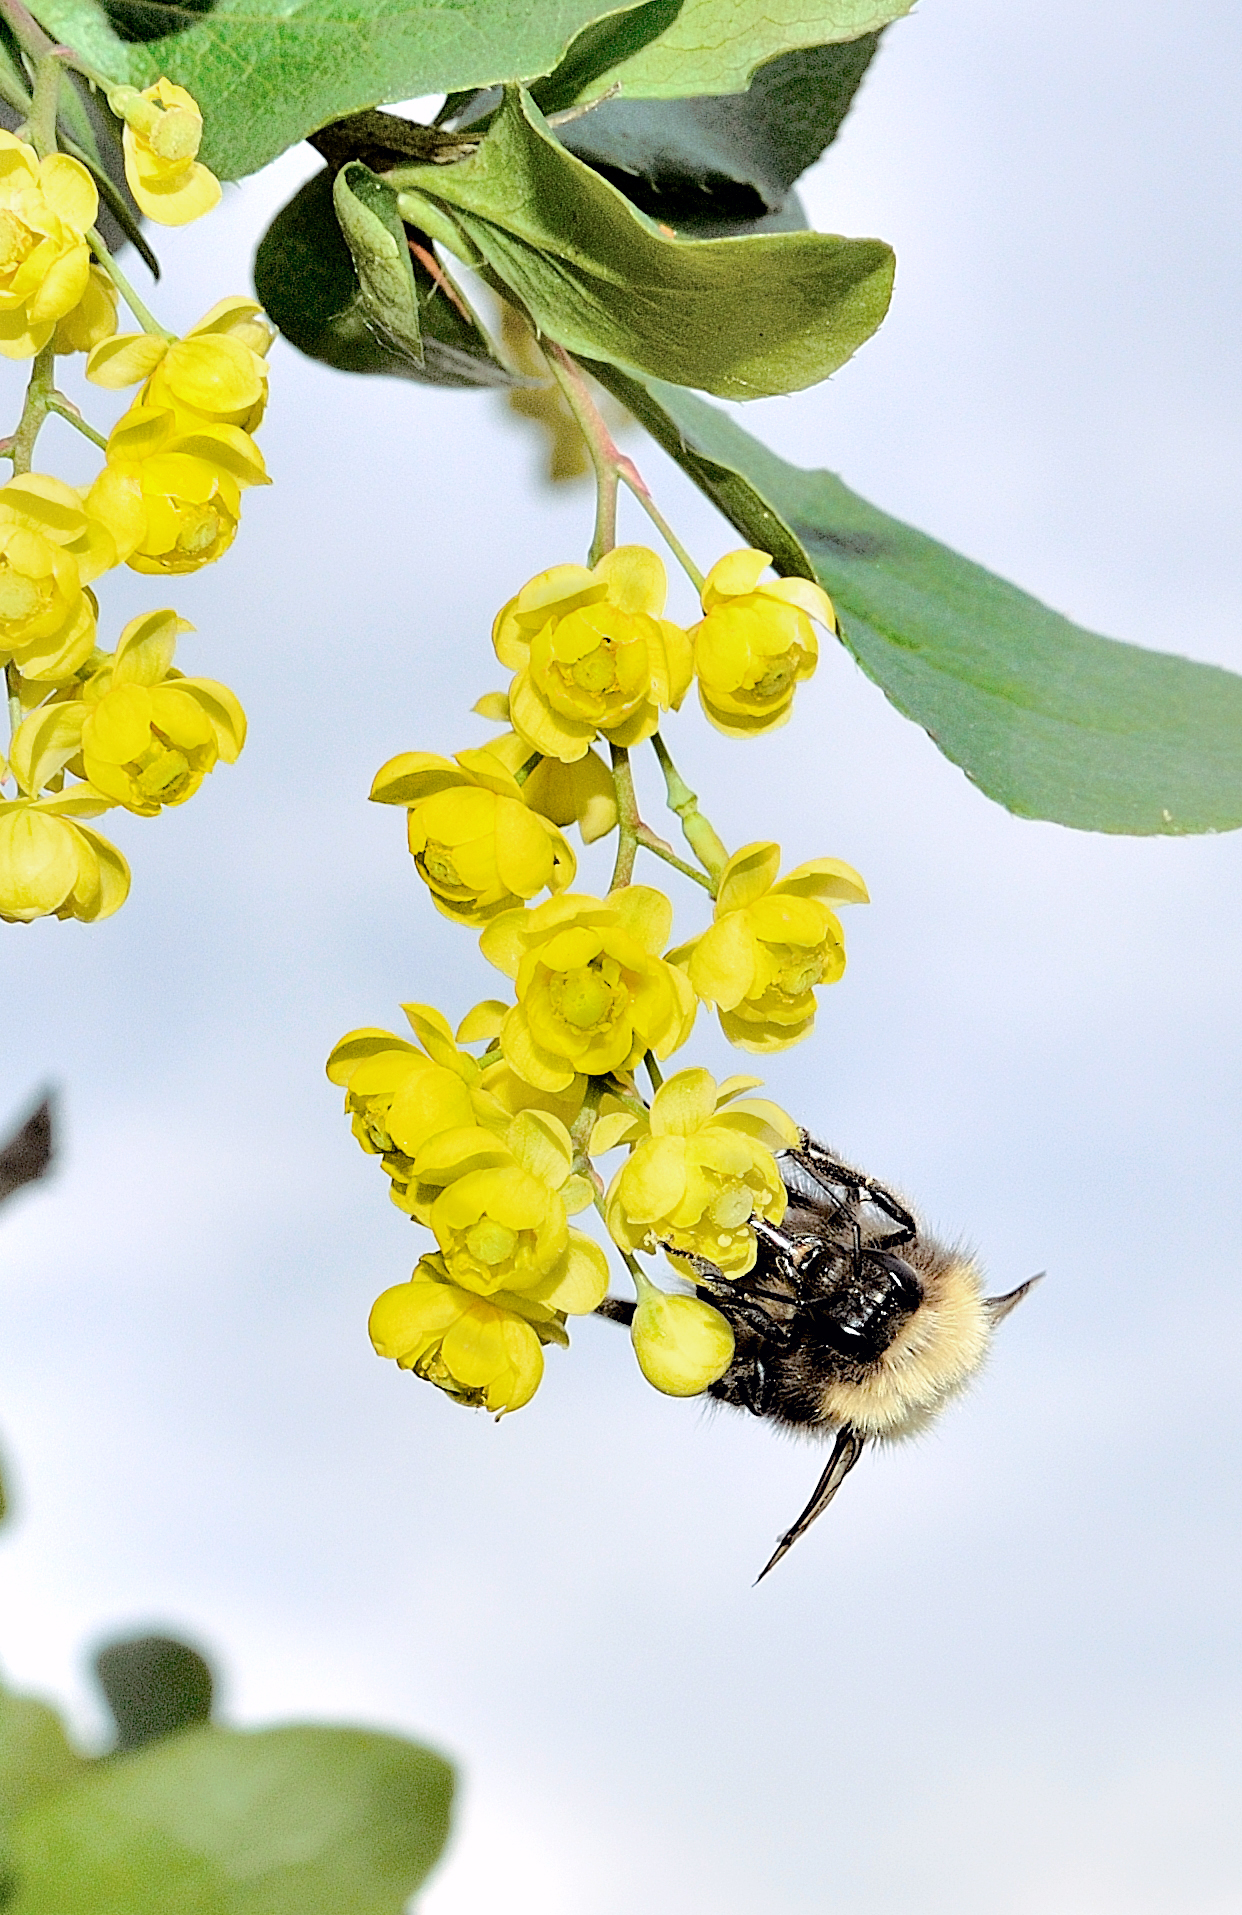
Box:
[810,1249,924,1363]
[864,1250,924,1310]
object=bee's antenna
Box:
[755,1425,865,1584]
[984,1272,1044,1325]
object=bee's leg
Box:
[754,1425,866,1583]
[794,1136,917,1249]
[709,1352,774,1417]
[594,1296,635,1326]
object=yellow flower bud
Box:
[0,798,128,923]
[53,265,119,356]
[87,299,274,434]
[0,132,96,359]
[113,79,221,227]
[370,748,576,924]
[691,549,834,737]
[668,842,868,1052]
[479,886,697,1093]
[628,1266,735,1397]
[601,1067,799,1274]
[493,546,692,763]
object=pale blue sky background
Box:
[2,0,1241,1909]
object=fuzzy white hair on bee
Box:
[596,1131,1039,1581]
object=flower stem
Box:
[6,661,22,746]
[0,0,55,63]
[608,743,640,890]
[513,750,542,788]
[617,466,705,592]
[7,342,55,474]
[635,822,715,893]
[544,341,618,564]
[650,731,728,885]
[26,47,60,156]
[45,395,107,450]
[87,227,170,336]
[542,341,706,589]
[644,1051,663,1093]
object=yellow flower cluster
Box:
[335,539,870,1413]
[0,82,261,925]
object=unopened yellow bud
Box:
[629,1267,735,1397]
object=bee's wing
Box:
[755,1425,866,1583]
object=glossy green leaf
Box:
[532,0,910,110]
[253,167,515,389]
[555,35,880,234]
[389,88,893,398]
[5,1723,453,1915]
[606,375,1242,835]
[26,0,651,180]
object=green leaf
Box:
[253,167,516,389]
[0,1688,88,1824]
[390,88,893,398]
[555,35,881,235]
[5,1723,453,1915]
[93,1638,213,1754]
[531,0,911,110]
[333,163,426,365]
[27,0,652,180]
[604,375,1242,836]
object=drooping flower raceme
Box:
[493,545,692,762]
[598,1067,799,1274]
[0,133,97,360]
[479,886,697,1092]
[691,548,835,737]
[109,80,221,227]
[370,746,576,924]
[670,841,869,1051]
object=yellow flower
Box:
[691,549,834,737]
[103,401,268,575]
[0,470,142,684]
[628,1265,735,1397]
[0,133,96,359]
[327,1003,506,1210]
[87,299,274,433]
[669,842,869,1051]
[479,886,697,1093]
[470,697,619,843]
[53,265,118,355]
[597,1067,799,1275]
[370,746,576,925]
[8,609,245,814]
[412,1108,605,1308]
[0,794,128,923]
[110,79,221,227]
[493,546,692,762]
[369,1252,564,1416]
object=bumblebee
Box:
[599,1133,1037,1579]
